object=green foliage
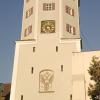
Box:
[88,56,100,100]
[0,83,3,92]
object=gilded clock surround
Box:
[41,20,55,33]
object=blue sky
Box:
[0,0,100,83]
[80,1,100,51]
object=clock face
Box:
[41,20,55,33]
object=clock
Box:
[41,20,55,33]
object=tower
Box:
[10,0,81,100]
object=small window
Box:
[21,95,23,100]
[72,9,74,16]
[28,25,32,33]
[26,0,29,3]
[43,3,55,11]
[70,94,72,100]
[24,25,32,37]
[33,47,35,52]
[66,24,76,35]
[73,26,76,35]
[61,65,63,72]
[31,67,34,74]
[65,5,74,16]
[56,46,58,52]
[26,7,33,18]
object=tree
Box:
[88,56,100,100]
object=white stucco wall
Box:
[10,37,80,100]
[72,51,100,100]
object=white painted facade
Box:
[10,0,100,100]
[72,51,100,100]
